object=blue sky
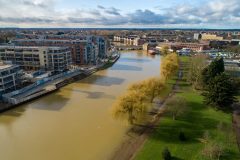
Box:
[0,0,239,28]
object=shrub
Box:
[202,142,224,160]
[162,147,171,160]
[179,131,187,141]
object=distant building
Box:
[194,33,224,41]
[143,43,157,51]
[0,61,22,98]
[114,35,146,46]
[113,36,124,43]
[0,46,72,73]
[143,43,149,51]
[158,42,210,52]
[201,33,224,41]
[193,33,202,40]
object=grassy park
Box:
[134,57,240,160]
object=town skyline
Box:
[0,0,239,29]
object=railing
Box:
[2,69,82,103]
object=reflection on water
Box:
[0,51,161,160]
[79,74,125,86]
[119,57,151,63]
[30,92,71,111]
[70,89,115,99]
[110,64,143,71]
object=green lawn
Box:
[134,56,240,160]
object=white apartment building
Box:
[0,46,72,73]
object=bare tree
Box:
[166,96,187,120]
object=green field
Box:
[134,56,240,160]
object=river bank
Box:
[0,53,120,113]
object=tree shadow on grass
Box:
[171,157,184,160]
[220,150,240,160]
[148,101,220,144]
[178,82,191,88]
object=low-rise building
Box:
[0,46,72,73]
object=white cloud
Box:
[0,0,239,28]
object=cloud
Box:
[97,5,121,16]
[0,0,239,28]
[97,5,105,10]
[105,7,121,16]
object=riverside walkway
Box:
[2,69,83,105]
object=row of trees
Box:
[160,53,179,82]
[112,53,179,125]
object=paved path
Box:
[233,109,240,151]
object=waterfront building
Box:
[133,38,146,46]
[0,61,22,98]
[114,35,146,46]
[143,43,157,51]
[12,36,107,65]
[0,46,72,73]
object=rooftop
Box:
[0,45,68,50]
[0,63,13,70]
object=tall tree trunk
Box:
[172,113,176,120]
[128,109,134,125]
[150,90,155,103]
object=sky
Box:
[0,0,239,28]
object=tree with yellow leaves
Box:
[128,77,166,103]
[160,45,170,55]
[160,53,179,81]
[112,91,148,125]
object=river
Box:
[0,51,161,160]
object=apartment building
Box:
[12,36,107,65]
[0,62,22,97]
[0,46,72,73]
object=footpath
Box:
[110,65,183,160]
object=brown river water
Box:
[0,51,161,160]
